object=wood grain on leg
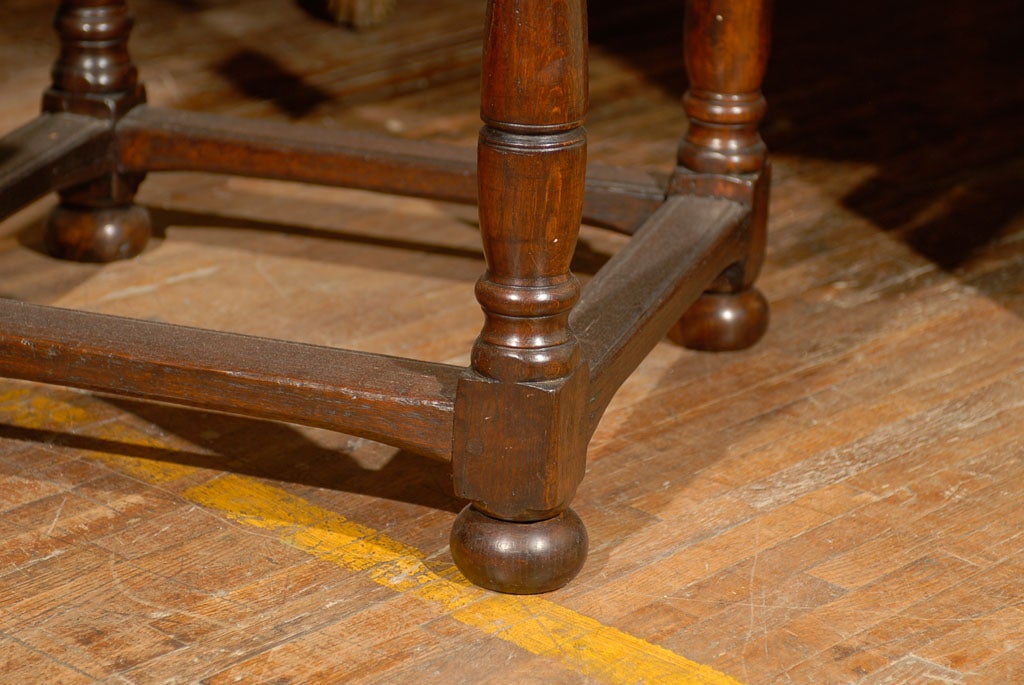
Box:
[450,0,590,594]
[671,0,772,351]
[44,0,151,262]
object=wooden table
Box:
[0,0,771,594]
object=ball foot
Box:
[670,288,769,351]
[450,505,588,594]
[46,203,151,262]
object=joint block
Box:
[452,364,588,522]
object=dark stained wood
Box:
[449,0,594,592]
[0,0,770,593]
[450,505,588,594]
[45,202,152,262]
[670,287,770,351]
[678,0,771,176]
[43,0,152,261]
[1,0,1023,680]
[0,299,461,461]
[116,105,480,204]
[0,0,771,596]
[44,0,146,118]
[0,114,112,220]
[574,194,748,427]
[116,106,666,233]
[671,0,773,351]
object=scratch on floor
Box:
[0,387,746,685]
[95,265,222,304]
[45,496,67,536]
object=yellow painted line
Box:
[186,475,743,685]
[0,386,196,483]
[2,385,742,684]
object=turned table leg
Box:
[449,0,590,594]
[671,0,772,351]
[44,0,150,262]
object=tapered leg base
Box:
[670,288,769,352]
[46,203,151,263]
[450,505,588,594]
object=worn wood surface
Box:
[1,0,1023,682]
[575,194,748,425]
[115,106,667,233]
[0,300,460,460]
[3,0,731,596]
[0,115,112,220]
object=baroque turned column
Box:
[45,0,151,262]
[671,0,772,351]
[450,0,589,594]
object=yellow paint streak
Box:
[186,475,744,685]
[2,385,741,683]
[0,386,197,483]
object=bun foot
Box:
[670,288,769,351]
[46,204,151,262]
[450,505,588,594]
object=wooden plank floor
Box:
[2,0,1023,682]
